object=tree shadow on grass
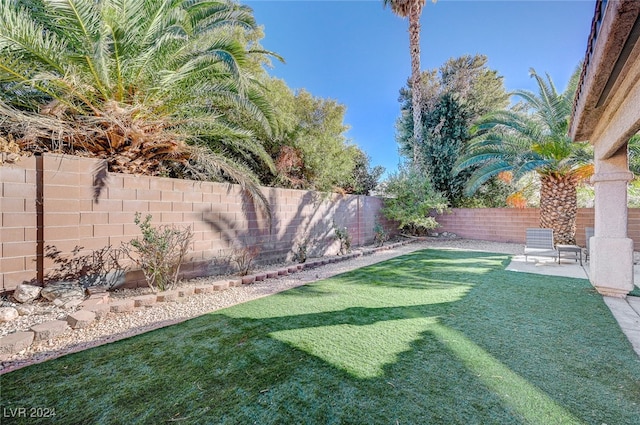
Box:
[3,249,639,424]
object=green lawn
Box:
[2,249,640,424]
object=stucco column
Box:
[590,146,634,297]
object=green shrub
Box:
[380,168,448,235]
[373,223,388,247]
[333,221,352,255]
[122,213,193,291]
[293,237,310,263]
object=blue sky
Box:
[244,0,596,176]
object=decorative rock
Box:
[53,297,83,309]
[229,279,243,287]
[241,275,255,285]
[266,271,279,278]
[212,281,229,291]
[41,282,85,308]
[277,269,289,276]
[254,273,266,282]
[83,303,110,318]
[0,332,34,356]
[66,310,96,329]
[194,285,214,294]
[287,266,298,273]
[0,307,19,322]
[13,283,42,303]
[86,285,108,296]
[15,304,36,316]
[110,299,135,313]
[178,287,195,297]
[156,291,178,302]
[132,294,157,307]
[31,320,68,341]
[87,293,110,304]
[79,298,102,309]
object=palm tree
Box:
[454,67,593,244]
[0,0,277,207]
[383,0,434,169]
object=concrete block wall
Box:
[435,207,640,250]
[1,154,395,292]
[1,156,38,289]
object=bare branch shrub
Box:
[332,221,352,255]
[292,237,310,263]
[121,213,193,291]
[229,245,261,276]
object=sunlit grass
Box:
[2,249,639,424]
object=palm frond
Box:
[42,0,111,97]
[463,160,513,196]
[0,0,68,74]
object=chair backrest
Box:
[585,227,594,249]
[525,228,554,249]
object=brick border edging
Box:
[0,239,417,374]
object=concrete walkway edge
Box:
[603,297,640,357]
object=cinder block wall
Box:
[1,154,395,292]
[435,208,640,250]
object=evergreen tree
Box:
[396,55,509,206]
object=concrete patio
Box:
[506,255,640,357]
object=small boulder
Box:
[132,294,157,307]
[109,299,135,313]
[66,310,96,329]
[241,275,255,285]
[82,303,110,318]
[194,285,214,294]
[156,291,178,302]
[178,287,195,297]
[31,320,68,341]
[212,281,229,291]
[228,279,242,287]
[13,283,42,303]
[0,332,34,356]
[15,304,36,316]
[41,282,85,308]
[0,307,19,322]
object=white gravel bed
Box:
[0,238,522,373]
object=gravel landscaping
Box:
[0,238,522,374]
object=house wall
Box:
[1,154,395,292]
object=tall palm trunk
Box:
[539,173,578,245]
[408,2,423,169]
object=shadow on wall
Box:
[200,188,362,277]
[0,153,394,292]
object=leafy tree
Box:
[383,0,435,168]
[262,79,369,193]
[455,66,593,244]
[396,55,509,205]
[0,0,278,206]
[344,150,385,195]
[380,167,447,235]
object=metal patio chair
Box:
[524,228,557,262]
